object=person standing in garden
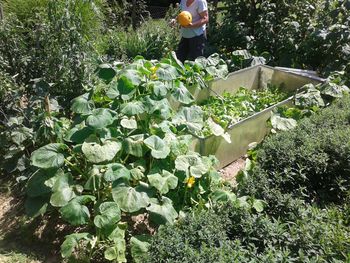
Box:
[171,0,209,63]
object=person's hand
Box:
[169,18,177,27]
[182,23,194,28]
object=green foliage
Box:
[214,0,350,74]
[239,95,350,211]
[146,203,350,262]
[97,19,179,61]
[0,0,102,101]
[23,56,230,262]
[201,86,289,130]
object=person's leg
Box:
[176,37,189,63]
[188,34,206,61]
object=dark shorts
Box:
[176,34,206,63]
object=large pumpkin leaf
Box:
[175,154,208,178]
[130,235,151,263]
[50,173,75,207]
[31,143,68,169]
[106,80,120,99]
[143,97,172,120]
[103,163,131,182]
[172,106,204,132]
[61,233,92,258]
[120,117,137,130]
[94,202,121,229]
[25,195,49,218]
[71,93,94,115]
[147,170,178,194]
[146,197,178,225]
[150,81,170,98]
[171,80,194,105]
[156,63,178,81]
[98,64,116,81]
[121,101,145,116]
[124,135,144,157]
[104,240,126,262]
[59,195,95,225]
[86,108,114,129]
[26,169,63,197]
[112,185,150,213]
[82,141,121,164]
[144,135,170,159]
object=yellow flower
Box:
[186,176,195,188]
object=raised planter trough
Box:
[190,65,325,169]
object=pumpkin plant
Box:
[25,55,231,262]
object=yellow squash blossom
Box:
[186,176,196,188]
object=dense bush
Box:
[146,203,350,262]
[0,0,101,101]
[213,0,350,74]
[239,96,350,210]
[97,19,179,61]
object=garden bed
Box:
[191,65,325,169]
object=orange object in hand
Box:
[177,11,192,26]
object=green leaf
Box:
[156,63,178,81]
[121,101,145,116]
[106,80,120,99]
[120,117,137,130]
[252,199,265,213]
[61,233,92,258]
[207,117,231,143]
[94,202,121,229]
[71,93,94,115]
[11,127,33,145]
[82,141,121,164]
[171,80,194,105]
[25,196,48,217]
[147,197,178,225]
[172,106,204,132]
[103,163,131,182]
[112,185,150,213]
[130,235,151,263]
[295,87,325,108]
[320,82,350,98]
[144,135,170,159]
[86,108,114,129]
[104,241,126,262]
[65,126,93,144]
[143,97,172,120]
[50,173,75,207]
[147,170,178,194]
[271,114,297,131]
[175,154,209,178]
[150,81,170,98]
[26,169,63,197]
[211,190,237,203]
[59,195,95,225]
[31,143,68,169]
[98,64,116,81]
[124,135,144,157]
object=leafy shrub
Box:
[214,0,350,74]
[146,203,350,262]
[98,19,179,61]
[0,0,102,102]
[238,96,350,210]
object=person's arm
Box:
[183,10,209,28]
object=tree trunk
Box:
[0,3,4,21]
[131,0,136,30]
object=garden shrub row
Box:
[146,203,350,263]
[239,95,350,211]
